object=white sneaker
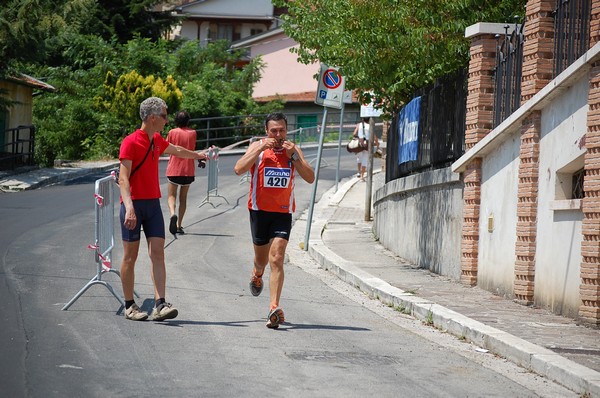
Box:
[125,303,148,321]
[151,302,178,321]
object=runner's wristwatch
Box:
[290,152,299,162]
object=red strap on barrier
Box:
[87,244,112,270]
[94,194,104,206]
[208,146,219,160]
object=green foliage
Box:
[3,1,276,164]
[96,70,182,127]
[0,0,177,72]
[76,0,181,44]
[0,0,57,70]
[31,66,102,164]
[0,0,179,112]
[274,0,526,114]
[30,36,272,164]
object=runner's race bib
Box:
[263,167,291,188]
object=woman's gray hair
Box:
[139,97,167,121]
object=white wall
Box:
[476,75,588,315]
[535,75,588,317]
[478,132,520,296]
[180,20,200,41]
[183,0,273,17]
[373,168,464,280]
[175,0,273,44]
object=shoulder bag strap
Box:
[129,138,153,179]
[360,122,368,149]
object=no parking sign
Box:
[315,64,345,109]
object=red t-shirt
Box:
[248,144,295,213]
[166,127,197,177]
[119,129,170,200]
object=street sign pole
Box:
[365,117,375,221]
[304,64,344,251]
[335,102,344,193]
[303,106,328,251]
[334,90,352,193]
[360,94,382,222]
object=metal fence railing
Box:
[553,0,591,78]
[386,68,467,182]
[493,20,524,128]
[188,111,362,149]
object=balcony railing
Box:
[0,125,36,170]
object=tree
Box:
[3,1,275,164]
[31,37,278,164]
[0,0,178,71]
[0,0,85,109]
[273,0,526,113]
[79,0,181,44]
[0,0,180,109]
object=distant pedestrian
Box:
[234,112,315,328]
[166,110,198,236]
[352,118,378,181]
[118,97,208,322]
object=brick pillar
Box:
[512,0,554,304]
[461,159,482,285]
[520,0,555,103]
[465,34,497,150]
[460,30,498,286]
[579,3,600,326]
[591,0,600,47]
[515,112,541,303]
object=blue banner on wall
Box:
[397,96,421,164]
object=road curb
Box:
[30,162,120,191]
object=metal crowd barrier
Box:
[199,146,229,208]
[62,172,131,310]
[239,137,257,184]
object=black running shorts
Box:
[167,176,195,186]
[249,209,292,246]
[120,199,165,241]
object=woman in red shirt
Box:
[166,110,198,235]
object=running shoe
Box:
[177,227,185,235]
[169,215,178,235]
[125,303,148,321]
[266,307,285,329]
[151,302,178,321]
[249,272,263,296]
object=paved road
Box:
[0,148,575,397]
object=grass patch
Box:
[425,307,434,325]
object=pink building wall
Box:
[249,32,319,99]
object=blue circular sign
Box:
[323,69,342,89]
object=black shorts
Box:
[249,209,292,246]
[120,199,165,242]
[167,176,195,186]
